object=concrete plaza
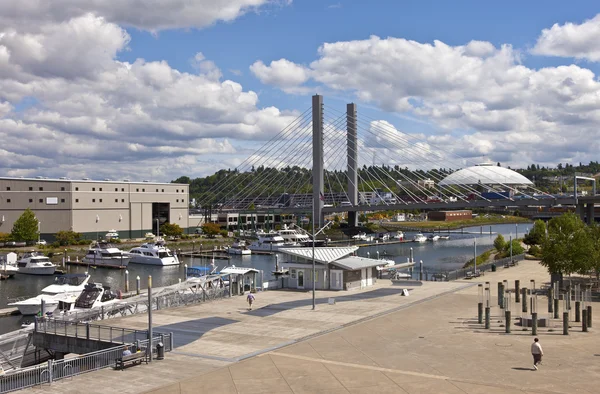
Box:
[24,260,600,394]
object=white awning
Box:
[279,247,358,264]
[330,256,383,271]
[220,266,259,275]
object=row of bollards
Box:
[479,279,593,336]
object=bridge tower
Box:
[347,103,358,227]
[312,95,324,228]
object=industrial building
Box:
[0,177,189,241]
[428,210,473,222]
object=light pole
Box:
[37,221,41,244]
[95,215,100,241]
[312,220,333,310]
[156,218,160,238]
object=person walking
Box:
[247,292,255,310]
[531,338,543,370]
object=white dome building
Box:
[439,163,533,187]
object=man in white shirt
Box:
[531,338,543,370]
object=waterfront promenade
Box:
[24,260,600,393]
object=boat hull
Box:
[17,266,56,275]
[227,248,251,255]
[82,257,130,268]
[129,256,179,266]
[10,300,59,315]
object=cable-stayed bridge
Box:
[198,95,599,226]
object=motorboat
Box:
[16,252,56,275]
[56,282,120,315]
[277,225,311,246]
[427,234,440,242]
[8,274,91,315]
[391,231,404,240]
[249,233,287,252]
[1,262,18,278]
[82,241,130,268]
[378,233,390,241]
[413,233,427,243]
[439,235,450,240]
[105,229,119,239]
[227,240,251,255]
[375,258,396,271]
[128,242,180,266]
[352,232,374,242]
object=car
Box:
[36,240,47,245]
[194,228,203,234]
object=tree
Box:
[493,234,506,252]
[202,223,221,238]
[523,220,546,245]
[11,209,39,242]
[55,230,82,246]
[505,239,525,255]
[160,222,184,237]
[540,213,593,283]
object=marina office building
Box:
[0,177,189,240]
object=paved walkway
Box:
[25,260,600,393]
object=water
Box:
[0,222,530,334]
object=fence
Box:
[35,319,154,346]
[443,254,526,281]
[0,334,173,394]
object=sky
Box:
[2,0,600,182]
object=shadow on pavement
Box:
[512,367,534,371]
[245,287,410,317]
[155,317,239,348]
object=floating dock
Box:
[0,307,19,317]
[65,260,127,269]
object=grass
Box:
[463,249,494,269]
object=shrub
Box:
[529,245,542,257]
[493,234,506,252]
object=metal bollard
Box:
[136,276,141,295]
[554,299,559,319]
[184,264,188,280]
[478,302,483,324]
[497,282,503,307]
[575,301,581,323]
[484,307,490,329]
[587,306,593,328]
[125,270,129,293]
[531,312,538,335]
[515,280,520,303]
[548,287,553,313]
[563,312,569,335]
[583,309,588,332]
[505,310,511,333]
[522,288,528,313]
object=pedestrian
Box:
[247,292,255,310]
[531,338,543,370]
[122,346,132,357]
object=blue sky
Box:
[1,1,600,181]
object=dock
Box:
[0,307,19,317]
[179,251,231,260]
[65,260,127,269]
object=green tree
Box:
[160,222,184,237]
[505,238,525,255]
[55,230,82,246]
[523,220,546,245]
[202,223,221,238]
[11,209,39,242]
[540,213,593,283]
[493,234,506,252]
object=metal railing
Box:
[443,254,526,281]
[35,319,151,345]
[0,334,173,394]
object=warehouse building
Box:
[0,177,189,241]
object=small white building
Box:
[279,247,382,291]
[0,252,17,266]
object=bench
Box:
[465,271,483,279]
[115,352,147,371]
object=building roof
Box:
[279,247,358,264]
[330,256,384,271]
[439,163,533,186]
[0,176,187,186]
[220,266,260,275]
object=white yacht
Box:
[128,242,179,266]
[277,225,311,246]
[16,252,56,275]
[391,231,404,240]
[413,233,428,243]
[105,229,119,239]
[1,262,18,278]
[56,282,120,316]
[249,232,287,252]
[8,274,91,315]
[427,234,440,242]
[227,240,251,255]
[82,241,130,268]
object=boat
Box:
[128,242,180,266]
[82,241,130,268]
[375,258,396,271]
[226,240,251,255]
[249,232,287,252]
[427,234,440,242]
[16,251,57,275]
[352,232,374,242]
[391,231,404,240]
[105,229,119,239]
[378,233,390,241]
[277,225,311,246]
[439,235,450,240]
[8,274,91,315]
[413,233,427,243]
[1,262,18,279]
[56,282,120,316]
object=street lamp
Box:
[37,221,41,244]
[312,220,333,310]
[95,215,100,241]
[156,218,160,238]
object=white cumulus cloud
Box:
[532,14,600,61]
